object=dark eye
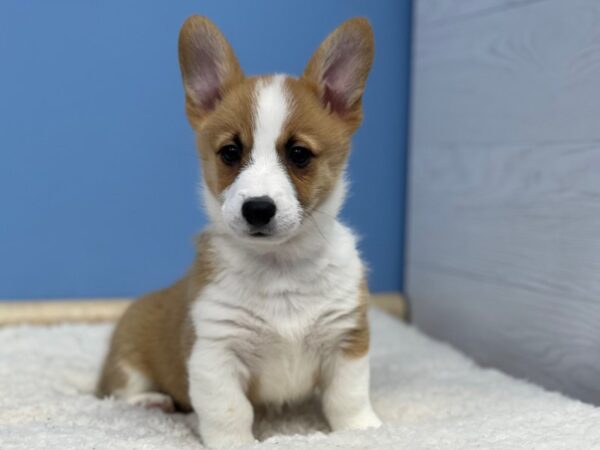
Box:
[219,144,242,166]
[287,145,313,168]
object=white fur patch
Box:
[114,363,153,398]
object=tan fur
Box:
[195,77,258,197]
[340,277,371,359]
[280,77,354,210]
[96,233,215,411]
[246,376,261,406]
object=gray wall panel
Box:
[408,0,600,403]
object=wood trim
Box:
[369,293,407,320]
[0,294,405,326]
[0,299,131,326]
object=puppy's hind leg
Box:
[96,358,174,413]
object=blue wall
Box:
[0,1,411,299]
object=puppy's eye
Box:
[287,146,313,168]
[218,144,242,166]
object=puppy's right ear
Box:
[179,16,243,127]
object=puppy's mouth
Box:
[243,226,290,244]
[249,231,269,238]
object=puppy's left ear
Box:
[302,18,374,129]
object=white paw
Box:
[201,431,256,449]
[330,407,382,431]
[127,392,175,413]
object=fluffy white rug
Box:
[1,309,599,449]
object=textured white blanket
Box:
[1,309,599,449]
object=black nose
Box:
[242,196,276,227]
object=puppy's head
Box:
[179,16,374,246]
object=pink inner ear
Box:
[188,45,222,110]
[323,79,348,115]
[321,39,361,114]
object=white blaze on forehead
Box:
[252,75,289,166]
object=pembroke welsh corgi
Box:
[97,15,380,448]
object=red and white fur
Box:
[97,16,380,448]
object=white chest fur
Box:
[188,221,363,406]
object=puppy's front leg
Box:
[322,353,382,432]
[188,344,255,448]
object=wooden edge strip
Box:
[369,293,407,321]
[0,294,405,326]
[0,299,131,326]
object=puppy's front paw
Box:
[198,419,258,449]
[201,427,256,449]
[330,407,382,431]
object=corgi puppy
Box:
[97,15,380,448]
